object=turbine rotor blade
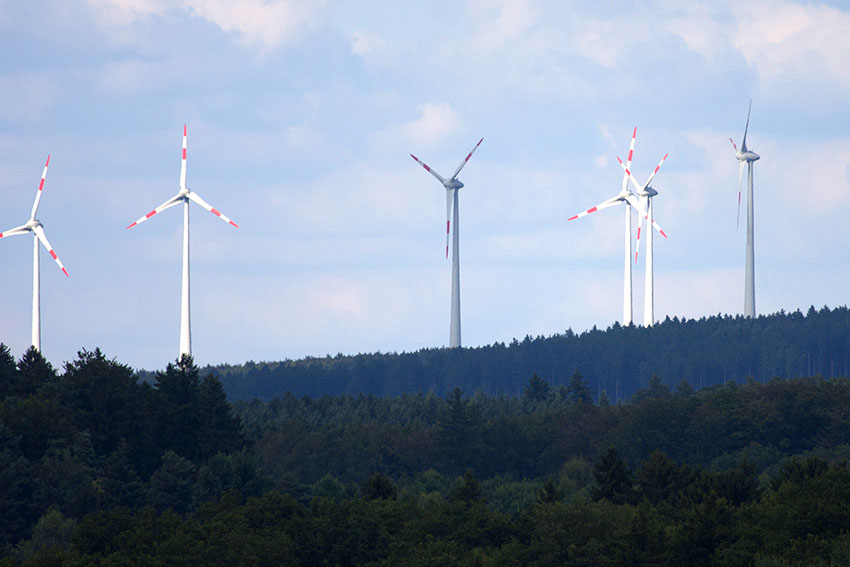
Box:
[635,195,647,264]
[626,193,667,238]
[126,194,182,229]
[445,189,453,258]
[568,196,621,221]
[742,99,752,152]
[30,155,50,221]
[32,225,68,276]
[623,193,646,216]
[736,189,742,230]
[0,224,31,238]
[729,137,738,152]
[410,154,447,184]
[642,153,668,188]
[617,156,645,193]
[451,137,484,180]
[623,127,637,192]
[650,216,667,239]
[186,191,239,228]
[180,124,187,190]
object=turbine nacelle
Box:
[445,179,464,191]
[639,187,658,198]
[25,219,42,230]
[736,150,760,162]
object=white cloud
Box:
[402,103,460,148]
[87,0,326,51]
[467,0,539,52]
[184,0,327,51]
[733,0,850,93]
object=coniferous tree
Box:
[592,447,637,505]
[566,370,592,405]
[16,347,56,397]
[58,349,140,455]
[523,373,552,411]
[437,388,479,475]
[0,343,18,398]
[148,450,196,514]
[637,450,679,505]
[197,374,245,458]
[152,355,202,459]
[451,469,483,505]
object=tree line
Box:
[207,305,850,402]
[3,338,850,564]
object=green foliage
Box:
[5,333,850,564]
[592,447,638,505]
[14,508,76,561]
[213,306,850,402]
[451,470,483,505]
[361,474,397,500]
[148,451,196,514]
[566,369,593,405]
[537,478,564,504]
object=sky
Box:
[1,0,849,371]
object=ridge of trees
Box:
[2,302,850,564]
[204,305,850,402]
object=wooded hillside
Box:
[3,339,850,564]
[210,306,850,402]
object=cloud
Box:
[184,0,327,51]
[87,0,326,51]
[733,0,850,93]
[466,0,539,52]
[401,103,460,148]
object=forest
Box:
[206,305,850,402]
[3,318,850,565]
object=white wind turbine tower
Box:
[568,128,645,325]
[619,150,669,326]
[0,155,69,351]
[410,137,483,348]
[127,125,239,359]
[730,100,760,318]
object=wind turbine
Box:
[127,125,238,359]
[730,100,760,318]
[410,137,483,348]
[618,151,669,326]
[0,155,69,351]
[568,128,644,325]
